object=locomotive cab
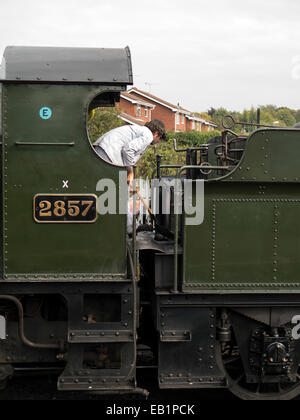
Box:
[0,46,148,394]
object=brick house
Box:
[118,91,155,126]
[186,114,215,132]
[124,87,217,132]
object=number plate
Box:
[33,194,98,223]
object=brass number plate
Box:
[34,194,98,223]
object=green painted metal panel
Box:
[222,129,300,183]
[275,203,300,281]
[183,182,300,293]
[2,84,127,278]
[213,201,274,285]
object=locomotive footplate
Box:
[58,372,135,392]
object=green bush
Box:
[167,130,221,147]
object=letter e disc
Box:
[39,107,52,120]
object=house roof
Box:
[119,112,144,126]
[121,91,155,109]
[128,87,217,127]
[128,87,190,115]
[186,114,218,127]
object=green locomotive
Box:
[0,45,300,400]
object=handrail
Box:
[151,164,231,180]
[15,142,75,146]
[173,138,208,152]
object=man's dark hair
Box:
[145,119,167,140]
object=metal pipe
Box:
[173,138,208,152]
[126,245,138,383]
[133,166,137,276]
[0,295,60,349]
[152,164,230,180]
[152,165,185,180]
[257,108,261,125]
[222,114,284,130]
[126,165,138,382]
[156,154,162,179]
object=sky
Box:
[0,0,299,113]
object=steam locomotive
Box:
[1,45,300,400]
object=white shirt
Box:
[94,124,153,167]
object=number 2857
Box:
[34,195,97,223]
[39,200,93,217]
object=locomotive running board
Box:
[57,376,136,392]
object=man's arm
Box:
[121,134,153,167]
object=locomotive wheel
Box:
[222,349,300,400]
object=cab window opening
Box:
[87,91,126,165]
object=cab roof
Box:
[0,45,133,84]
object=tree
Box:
[295,110,300,123]
[88,107,125,143]
[276,108,296,127]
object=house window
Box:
[181,114,184,124]
[137,105,142,117]
[145,107,148,118]
[176,113,180,125]
[192,120,195,130]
